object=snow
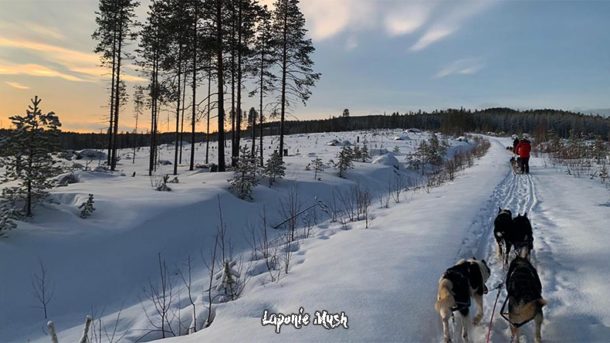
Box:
[1,130,609,342]
[371,152,400,168]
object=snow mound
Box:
[372,153,400,168]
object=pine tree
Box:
[93,0,140,171]
[78,194,96,219]
[309,157,325,180]
[1,97,62,217]
[229,146,259,199]
[0,202,17,236]
[263,150,286,186]
[335,146,354,178]
[361,144,370,162]
[250,4,277,166]
[271,0,320,160]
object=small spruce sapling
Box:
[263,150,285,186]
[335,146,354,178]
[230,146,259,199]
[309,158,325,180]
[78,194,96,219]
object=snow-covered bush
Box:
[307,157,325,180]
[0,202,18,236]
[230,146,259,199]
[155,175,172,192]
[78,194,96,219]
[215,260,241,301]
[262,150,284,187]
[335,146,354,178]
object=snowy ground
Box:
[1,130,609,342]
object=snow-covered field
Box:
[1,129,609,342]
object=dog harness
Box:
[442,265,472,313]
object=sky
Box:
[1,0,610,133]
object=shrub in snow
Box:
[215,260,241,300]
[230,146,259,199]
[334,146,354,178]
[155,175,172,191]
[308,157,325,180]
[263,150,285,187]
[78,194,95,218]
[158,159,172,165]
[360,144,370,162]
[167,176,179,184]
[0,203,18,236]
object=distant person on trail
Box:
[516,138,532,174]
[512,136,520,153]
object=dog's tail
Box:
[538,298,547,307]
[435,278,455,315]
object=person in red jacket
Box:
[515,138,531,174]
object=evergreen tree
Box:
[361,143,370,162]
[1,97,62,217]
[0,202,17,236]
[335,146,354,178]
[309,157,325,180]
[229,146,259,199]
[93,0,140,171]
[78,194,96,219]
[250,4,277,166]
[271,0,320,160]
[263,150,286,186]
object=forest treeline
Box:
[2,107,608,150]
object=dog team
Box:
[435,208,546,343]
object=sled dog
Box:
[493,208,513,262]
[506,255,546,343]
[435,258,490,343]
[508,213,534,263]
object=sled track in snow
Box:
[443,163,560,342]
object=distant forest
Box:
[1,108,608,150]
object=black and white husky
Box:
[506,255,547,343]
[510,213,534,261]
[435,258,491,343]
[494,208,513,263]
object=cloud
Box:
[384,3,434,36]
[0,59,88,82]
[410,1,494,52]
[410,27,454,51]
[5,81,30,90]
[23,22,66,41]
[434,58,484,79]
[0,37,143,82]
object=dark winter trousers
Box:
[519,157,530,174]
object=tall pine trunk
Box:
[173,45,183,175]
[111,15,124,171]
[279,4,288,159]
[206,67,211,164]
[107,29,117,167]
[190,4,198,171]
[235,0,243,161]
[216,0,226,171]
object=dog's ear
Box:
[498,207,502,213]
[524,212,528,217]
[472,256,477,260]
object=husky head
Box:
[513,213,532,230]
[498,208,512,217]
